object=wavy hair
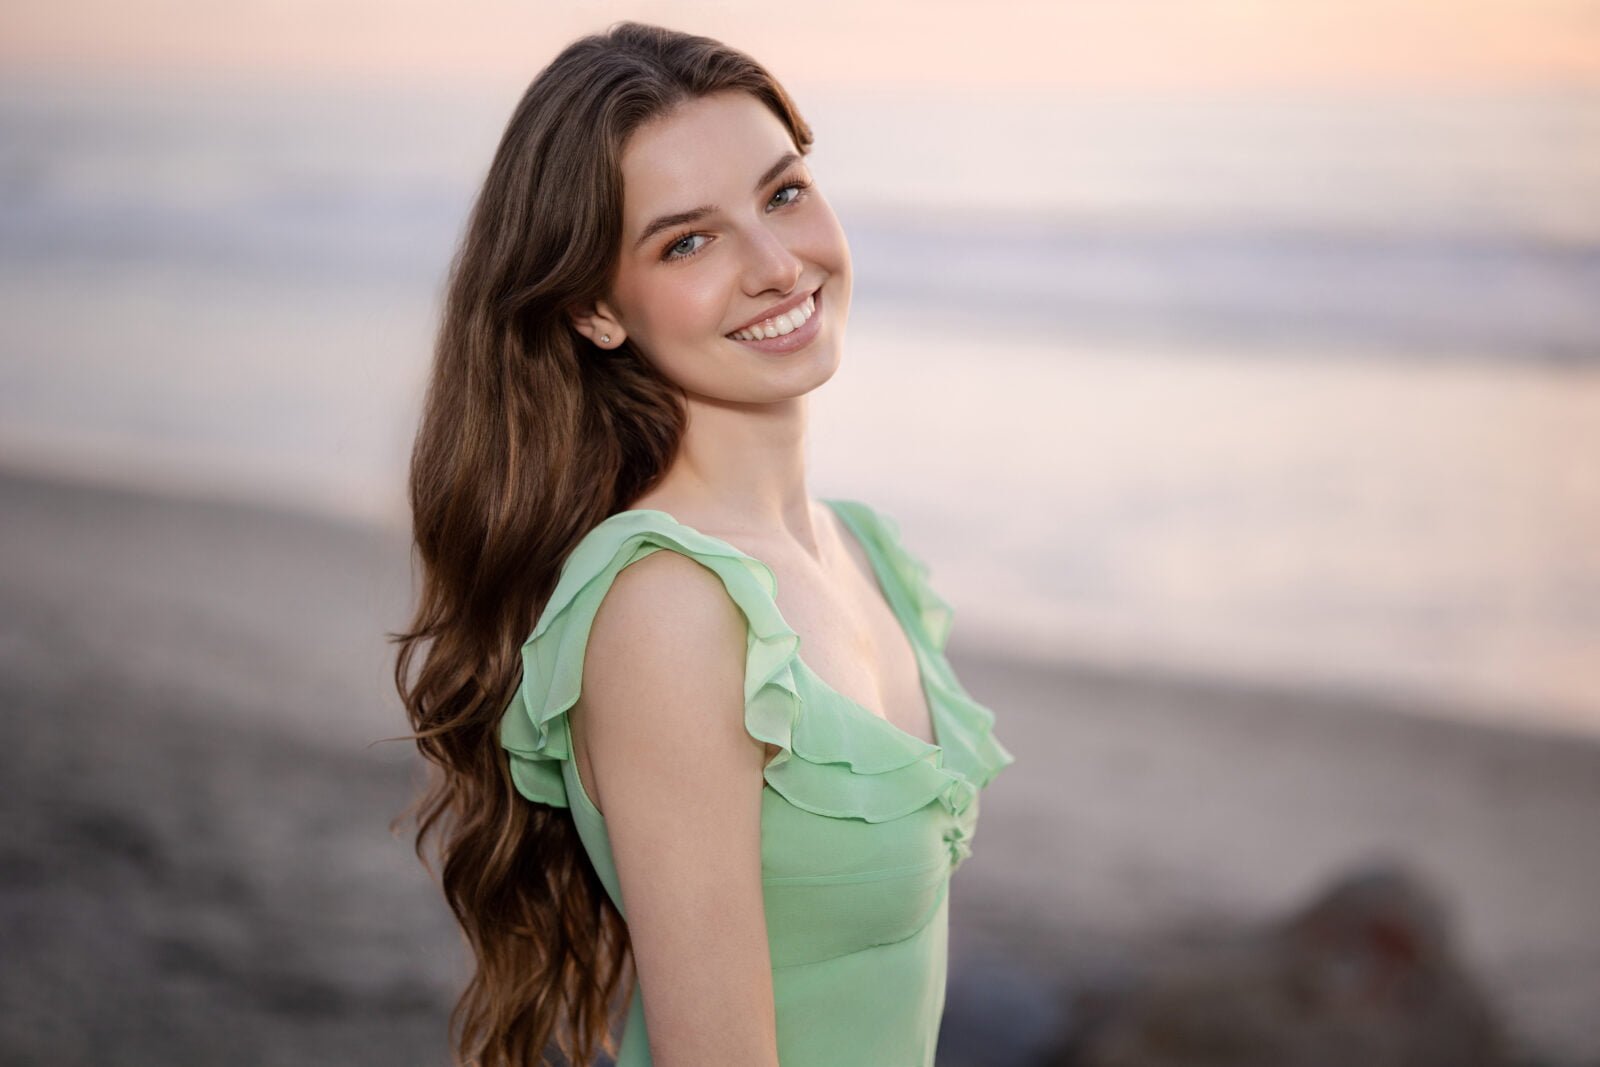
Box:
[390,21,814,1067]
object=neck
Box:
[645,393,821,554]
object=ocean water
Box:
[2,73,1596,732]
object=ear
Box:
[566,298,625,348]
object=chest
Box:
[756,528,937,753]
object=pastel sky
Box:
[8,0,1600,91]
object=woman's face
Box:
[581,90,853,405]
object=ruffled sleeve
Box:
[497,510,804,810]
[826,501,955,653]
[499,506,1011,821]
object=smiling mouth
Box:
[725,288,819,341]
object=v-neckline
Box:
[603,500,946,755]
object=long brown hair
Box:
[390,21,814,1067]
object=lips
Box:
[724,286,824,354]
[725,286,819,336]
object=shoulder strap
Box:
[823,499,1017,792]
[825,499,955,653]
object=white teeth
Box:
[730,293,816,341]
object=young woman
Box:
[396,22,1014,1067]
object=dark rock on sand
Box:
[1050,861,1510,1067]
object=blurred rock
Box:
[1050,861,1509,1067]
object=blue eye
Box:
[666,233,708,259]
[770,180,809,208]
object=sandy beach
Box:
[2,465,1597,1066]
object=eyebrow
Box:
[631,151,802,252]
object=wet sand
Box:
[2,466,1596,1065]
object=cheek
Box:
[808,204,851,275]
[802,204,851,290]
[812,223,851,292]
[659,273,731,337]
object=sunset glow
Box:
[6,0,1599,91]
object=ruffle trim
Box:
[829,501,957,654]
[498,504,1013,823]
[825,499,1016,791]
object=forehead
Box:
[620,91,796,218]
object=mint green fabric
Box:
[499,498,1015,1066]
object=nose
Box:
[740,220,804,296]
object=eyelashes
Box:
[662,230,710,262]
[767,179,811,214]
[660,178,812,263]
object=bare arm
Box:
[577,549,779,1067]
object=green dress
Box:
[499,498,1015,1065]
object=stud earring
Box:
[601,334,611,344]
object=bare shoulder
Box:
[584,546,747,691]
[577,544,760,801]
